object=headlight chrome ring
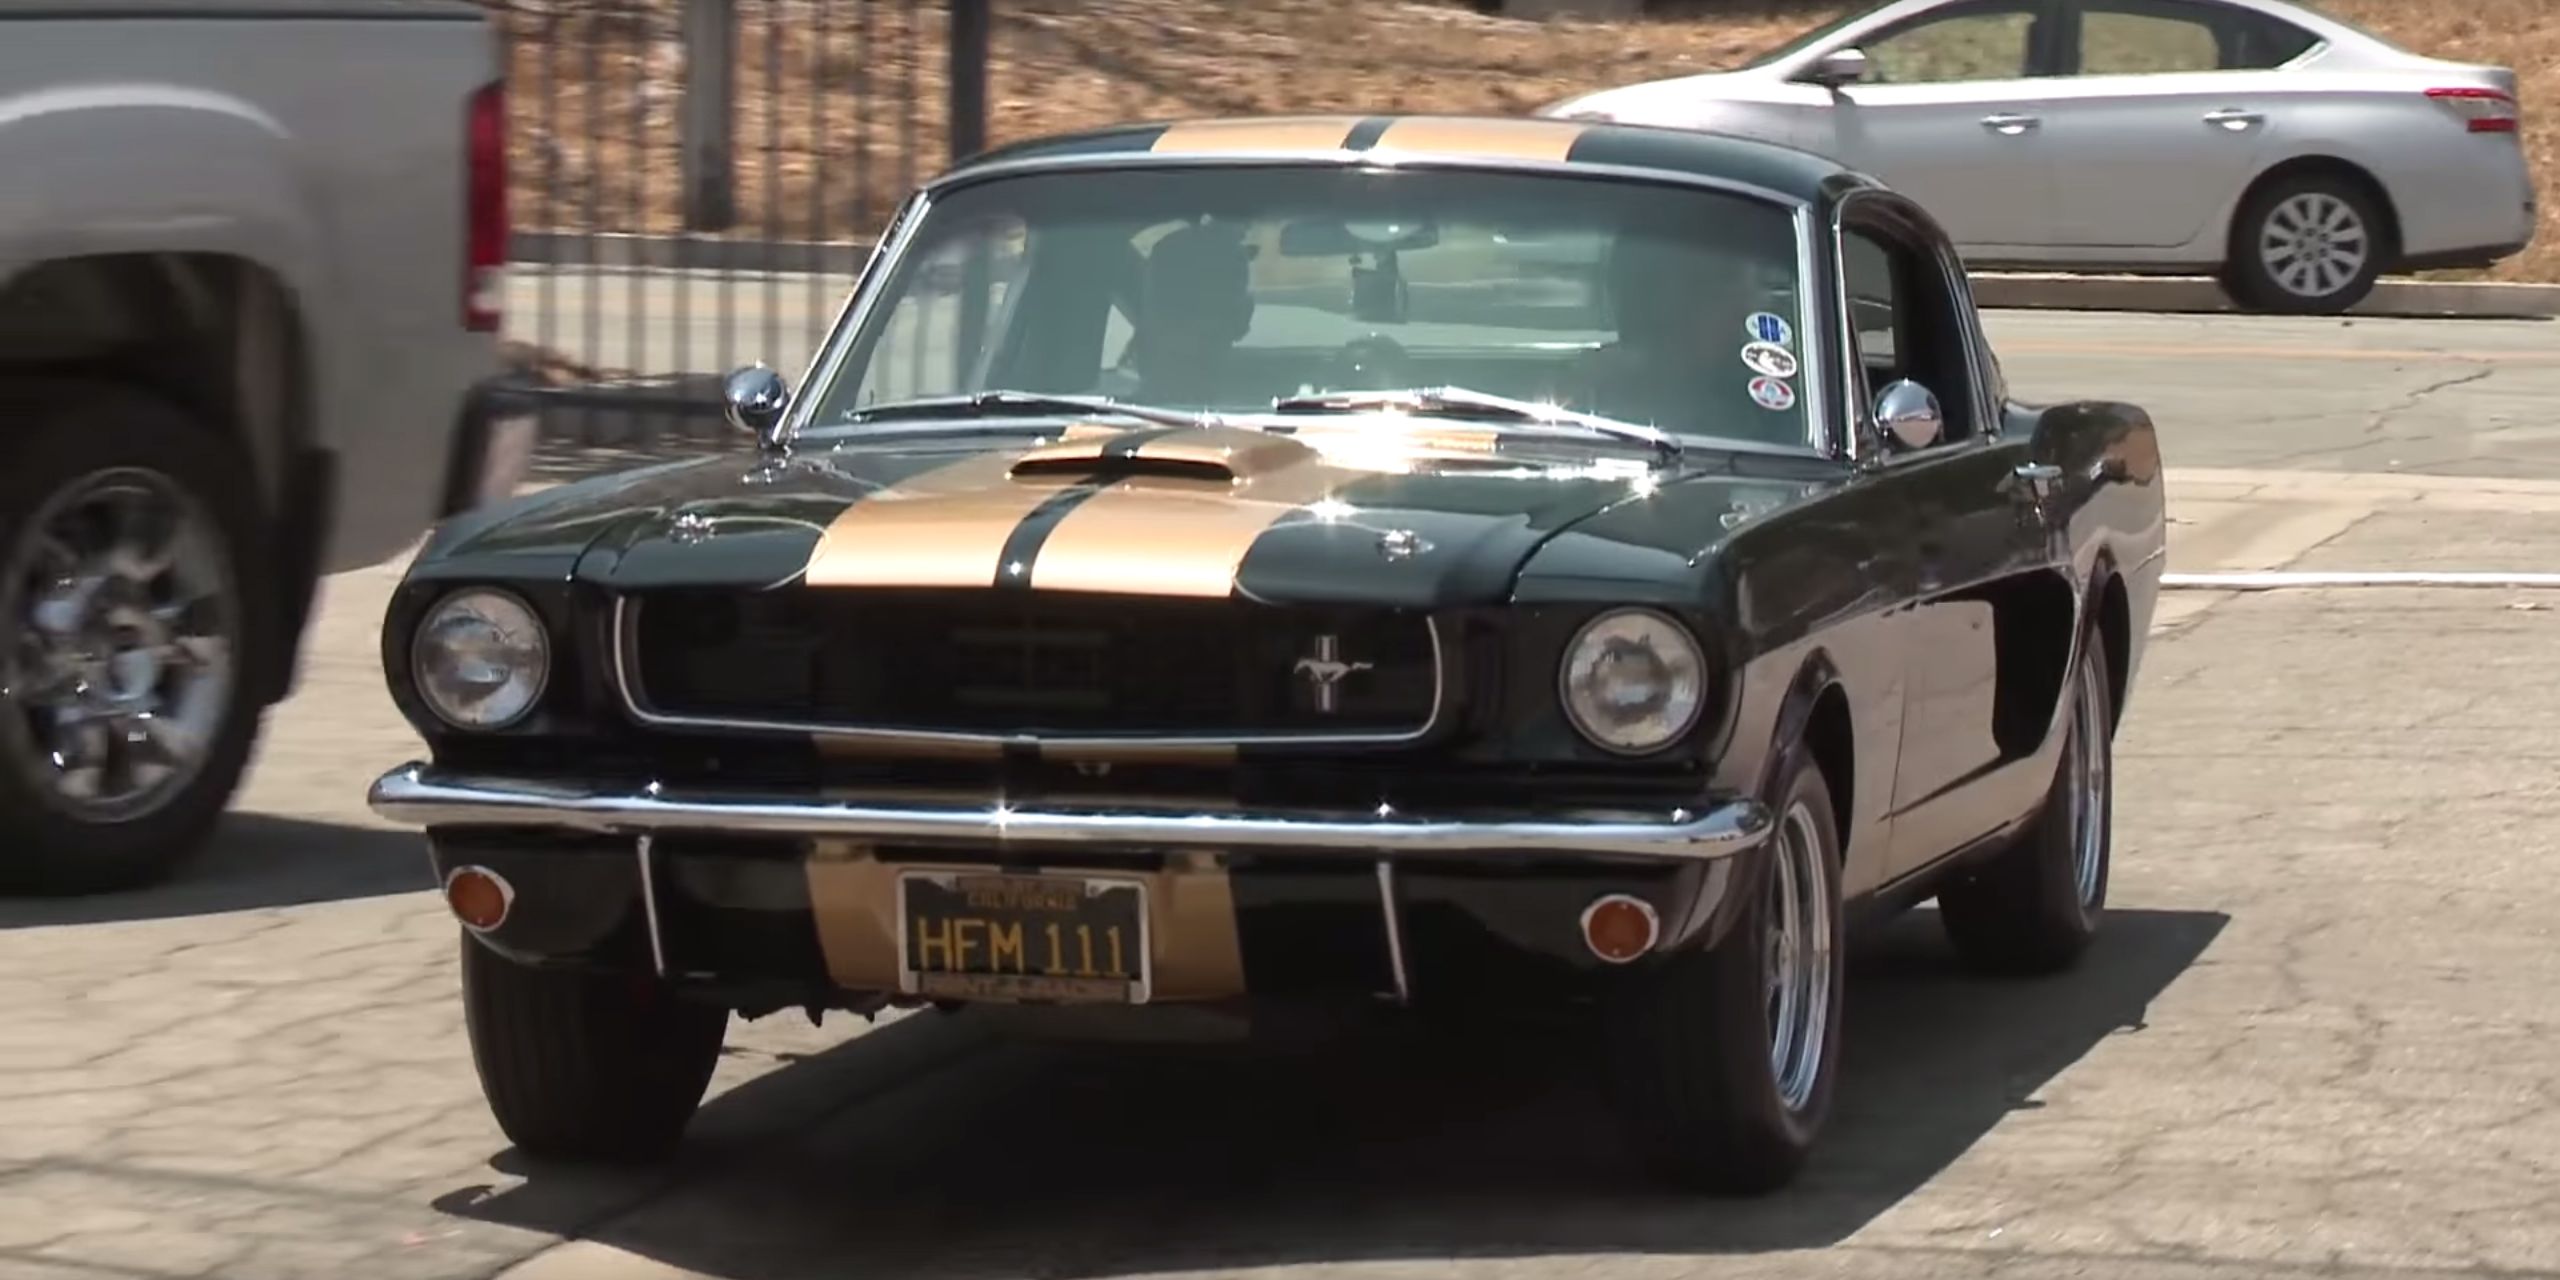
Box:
[1559,607,1707,755]
[411,587,551,731]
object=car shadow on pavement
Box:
[0,814,429,928]
[439,905,2226,1276]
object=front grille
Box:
[619,588,1441,741]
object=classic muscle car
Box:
[368,114,2167,1195]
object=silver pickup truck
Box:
[1,0,523,892]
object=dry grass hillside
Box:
[492,0,2555,281]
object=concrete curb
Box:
[508,232,2560,319]
[1966,272,2560,319]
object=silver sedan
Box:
[1539,0,2536,314]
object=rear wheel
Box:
[1607,752,1845,1195]
[2222,172,2387,315]
[0,384,270,895]
[1938,625,2114,975]
[461,936,730,1162]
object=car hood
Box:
[415,420,1837,609]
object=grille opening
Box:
[623,588,1441,740]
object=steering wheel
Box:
[1320,334,1417,392]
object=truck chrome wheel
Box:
[2,467,236,823]
[2069,655,2110,910]
[1766,798,1834,1113]
[2258,191,2371,304]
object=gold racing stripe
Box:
[800,424,1121,588]
[1149,115,1366,154]
[1370,116,1588,162]
[1027,444,1359,597]
[804,841,1245,1002]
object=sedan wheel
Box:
[2224,174,2388,315]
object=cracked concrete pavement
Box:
[4,311,2558,1280]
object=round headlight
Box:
[411,588,550,730]
[1559,608,1706,755]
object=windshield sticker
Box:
[1744,312,1794,347]
[1740,341,1799,379]
[1749,376,1797,412]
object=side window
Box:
[1859,3,2044,84]
[2078,1,2319,75]
[1843,216,1980,443]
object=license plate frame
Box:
[894,869,1153,1005]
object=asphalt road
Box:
[5,308,2559,1280]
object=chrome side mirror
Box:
[1808,47,1871,88]
[723,364,792,453]
[1874,379,1943,452]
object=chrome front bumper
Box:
[366,764,1773,864]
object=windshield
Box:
[805,164,1813,449]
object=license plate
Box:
[896,871,1151,1004]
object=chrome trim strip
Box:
[784,188,934,448]
[1376,859,1411,1004]
[923,149,1814,216]
[369,764,1776,865]
[635,833,668,978]
[608,595,1452,750]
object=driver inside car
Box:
[1100,219,1259,406]
[1571,232,1784,431]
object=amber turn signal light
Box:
[444,865,514,933]
[1580,893,1660,964]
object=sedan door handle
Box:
[2202,108,2265,130]
[1981,113,2041,135]
[2007,462,2063,504]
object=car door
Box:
[1812,0,2069,252]
[2032,0,2318,249]
[1834,202,2060,883]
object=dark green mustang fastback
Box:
[370,114,2166,1194]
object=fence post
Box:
[949,0,991,164]
[681,0,738,232]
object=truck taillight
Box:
[2426,87,2520,134]
[465,80,508,332]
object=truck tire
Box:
[1607,751,1845,1195]
[460,935,730,1163]
[0,382,272,894]
[1938,626,2113,975]
[2221,171,2387,315]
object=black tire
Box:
[2221,171,2388,315]
[1607,752,1846,1195]
[1938,625,2114,976]
[0,381,273,895]
[460,935,730,1162]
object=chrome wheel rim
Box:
[1765,799,1833,1113]
[1,468,236,822]
[2259,192,2369,300]
[2069,657,2110,910]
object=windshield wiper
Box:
[842,391,1218,430]
[1266,386,1681,463]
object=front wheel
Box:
[1607,754,1845,1195]
[461,936,730,1162]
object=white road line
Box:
[2164,571,2560,590]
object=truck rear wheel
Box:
[0,382,270,894]
[460,935,730,1163]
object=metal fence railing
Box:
[488,0,990,446]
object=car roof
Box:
[949,114,1870,206]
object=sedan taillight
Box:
[465,80,509,333]
[2426,86,2521,134]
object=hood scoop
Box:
[1009,425,1320,483]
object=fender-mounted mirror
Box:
[724,364,792,453]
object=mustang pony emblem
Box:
[1293,635,1374,714]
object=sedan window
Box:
[1860,3,2045,84]
[2076,0,2322,74]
